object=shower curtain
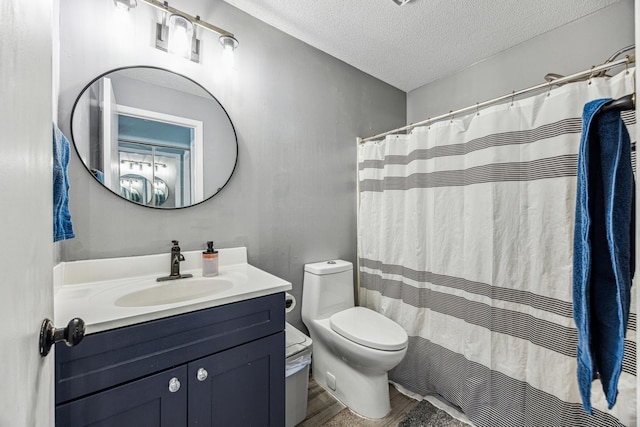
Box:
[358,69,637,426]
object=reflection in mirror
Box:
[154,178,169,206]
[71,67,238,209]
[119,174,170,207]
[120,174,151,205]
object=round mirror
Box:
[71,66,238,209]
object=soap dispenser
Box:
[202,241,219,277]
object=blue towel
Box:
[93,169,104,184]
[53,123,75,242]
[573,98,635,413]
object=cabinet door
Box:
[188,332,285,426]
[56,365,187,427]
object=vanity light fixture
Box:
[136,0,239,62]
[113,0,137,11]
[167,14,195,60]
[121,159,166,169]
[155,10,200,63]
[219,35,239,52]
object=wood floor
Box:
[299,378,420,427]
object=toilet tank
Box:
[301,260,354,322]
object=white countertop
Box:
[54,247,291,334]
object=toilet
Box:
[301,260,408,419]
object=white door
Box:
[101,77,121,193]
[0,0,55,425]
[635,0,640,420]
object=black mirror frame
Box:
[70,65,239,210]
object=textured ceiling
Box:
[223,0,622,92]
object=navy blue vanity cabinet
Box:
[55,293,285,426]
[56,365,188,426]
[189,333,285,426]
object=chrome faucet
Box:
[157,240,194,282]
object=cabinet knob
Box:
[197,368,208,382]
[168,377,181,393]
[39,318,86,357]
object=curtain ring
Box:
[510,91,515,107]
[625,56,630,75]
[427,118,431,130]
[476,103,480,116]
[546,82,552,97]
[587,65,596,85]
[449,110,454,123]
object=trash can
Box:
[285,322,313,427]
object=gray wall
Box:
[57,0,406,330]
[407,0,635,124]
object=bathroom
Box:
[1,0,638,425]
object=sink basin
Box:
[115,278,234,307]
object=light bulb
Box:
[168,14,193,60]
[113,0,137,11]
[219,35,239,52]
[219,35,238,68]
[222,46,234,66]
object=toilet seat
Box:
[329,307,408,351]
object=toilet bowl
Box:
[301,260,408,419]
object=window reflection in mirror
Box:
[71,67,237,209]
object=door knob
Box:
[39,318,85,357]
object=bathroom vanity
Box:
[53,247,290,426]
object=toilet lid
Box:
[329,307,408,351]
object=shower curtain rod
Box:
[359,54,636,144]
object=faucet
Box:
[157,240,194,282]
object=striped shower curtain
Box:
[358,69,637,426]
